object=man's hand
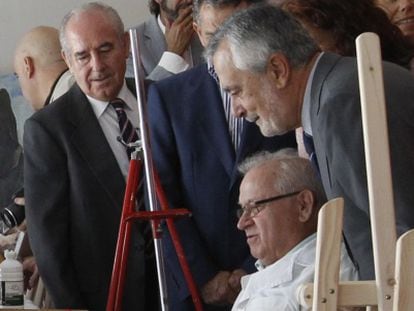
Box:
[23,256,39,290]
[165,6,194,56]
[228,269,247,292]
[201,270,241,306]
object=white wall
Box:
[0,0,150,74]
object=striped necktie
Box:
[110,98,146,215]
[110,98,139,159]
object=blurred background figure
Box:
[378,0,414,47]
[127,0,203,80]
[0,89,23,258]
[0,89,23,210]
[281,0,414,68]
[12,26,75,300]
[14,25,74,111]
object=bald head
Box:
[14,26,68,111]
[15,26,62,68]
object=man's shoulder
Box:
[29,84,85,124]
[132,15,158,35]
[155,63,209,88]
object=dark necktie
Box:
[302,130,320,174]
[110,98,139,159]
[111,99,147,216]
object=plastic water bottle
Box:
[0,250,23,308]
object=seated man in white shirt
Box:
[233,150,359,311]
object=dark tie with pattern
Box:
[303,130,320,175]
[110,98,144,205]
[110,98,139,159]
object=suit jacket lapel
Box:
[143,16,166,68]
[310,52,341,191]
[68,85,126,209]
[195,66,235,177]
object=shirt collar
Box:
[157,15,166,35]
[87,81,132,118]
[242,233,317,291]
[255,233,317,271]
[301,52,324,135]
[44,69,69,107]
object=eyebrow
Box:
[73,42,114,57]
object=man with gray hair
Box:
[24,2,156,310]
[233,150,358,310]
[205,4,414,280]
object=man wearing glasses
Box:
[232,150,358,310]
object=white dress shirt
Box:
[88,81,139,179]
[232,233,359,311]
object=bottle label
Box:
[0,281,23,306]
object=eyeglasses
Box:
[236,191,301,219]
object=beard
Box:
[159,0,191,21]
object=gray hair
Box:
[239,149,327,209]
[60,2,125,55]
[193,0,263,24]
[204,4,319,72]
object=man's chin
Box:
[88,88,119,102]
[259,124,286,137]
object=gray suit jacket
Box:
[127,15,203,81]
[310,52,414,280]
[24,81,150,310]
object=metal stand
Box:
[106,29,204,311]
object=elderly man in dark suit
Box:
[24,3,155,310]
[206,5,414,280]
[148,1,296,310]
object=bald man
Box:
[14,26,74,111]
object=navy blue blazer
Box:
[148,63,296,309]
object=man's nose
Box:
[231,98,246,118]
[91,53,105,71]
[399,0,414,12]
[237,211,253,231]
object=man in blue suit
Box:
[147,0,296,310]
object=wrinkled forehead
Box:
[240,165,278,200]
[65,14,121,53]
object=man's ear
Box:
[297,189,315,222]
[267,53,290,89]
[193,22,207,48]
[23,56,35,79]
[61,50,72,72]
